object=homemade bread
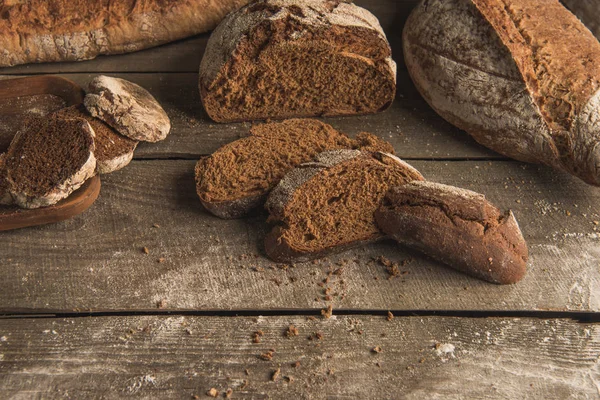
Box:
[53,105,138,174]
[375,182,528,285]
[404,0,600,186]
[199,0,396,122]
[84,75,171,143]
[4,117,96,209]
[196,119,394,219]
[0,0,251,67]
[265,150,424,263]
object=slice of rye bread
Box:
[53,105,138,174]
[199,0,397,122]
[84,75,171,143]
[0,153,12,205]
[264,150,424,263]
[4,116,96,209]
[375,182,528,284]
[195,119,394,219]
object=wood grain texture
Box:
[0,315,597,399]
[1,159,599,313]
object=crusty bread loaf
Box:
[0,0,251,67]
[199,0,396,122]
[0,153,12,206]
[196,119,394,219]
[53,105,138,174]
[404,0,600,186]
[5,116,96,209]
[561,0,600,40]
[84,76,171,143]
[265,150,424,263]
[375,182,528,285]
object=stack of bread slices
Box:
[0,75,171,209]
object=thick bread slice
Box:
[0,153,12,206]
[196,119,394,219]
[84,76,171,143]
[404,0,600,186]
[199,0,396,122]
[265,150,424,263]
[53,105,138,174]
[0,0,251,67]
[375,182,528,285]
[5,117,96,209]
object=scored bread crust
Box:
[403,0,600,186]
[199,0,397,122]
[375,181,528,285]
[265,150,425,263]
[6,119,97,209]
[0,0,251,67]
[84,75,171,143]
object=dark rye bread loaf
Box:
[53,105,138,174]
[265,150,424,263]
[375,182,528,285]
[84,76,171,143]
[404,0,600,186]
[195,119,394,219]
[561,0,600,40]
[199,0,396,123]
[5,116,96,209]
[0,0,250,67]
[0,153,12,206]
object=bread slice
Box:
[5,116,96,209]
[199,0,396,122]
[195,119,394,219]
[375,182,528,284]
[265,150,424,262]
[53,105,138,174]
[0,153,12,206]
[84,76,171,143]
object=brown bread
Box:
[375,182,528,285]
[199,0,396,123]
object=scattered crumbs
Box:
[240,379,249,389]
[192,395,200,400]
[245,369,250,376]
[321,305,333,319]
[594,221,599,226]
[285,324,299,338]
[271,368,281,382]
[419,357,426,363]
[206,388,219,398]
[157,257,166,263]
[375,256,411,279]
[565,210,571,216]
[372,346,382,354]
[142,247,149,255]
[156,299,167,309]
[515,199,521,204]
[185,328,192,335]
[225,388,233,398]
[386,311,394,321]
[252,331,264,344]
[327,368,335,375]
[284,376,294,383]
[152,224,160,228]
[292,361,301,368]
[260,349,275,361]
[308,332,324,341]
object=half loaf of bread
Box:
[265,150,424,263]
[196,119,394,219]
[375,182,528,285]
[199,0,396,122]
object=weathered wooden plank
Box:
[0,315,597,399]
[0,0,415,75]
[0,72,499,159]
[1,159,599,313]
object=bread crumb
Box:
[285,324,299,337]
[142,247,149,254]
[292,361,301,368]
[372,346,382,354]
[271,368,281,382]
[321,305,333,319]
[206,388,218,397]
[252,331,264,343]
[386,311,394,321]
[157,257,165,263]
[284,376,294,383]
[260,349,275,361]
[156,299,167,309]
[225,388,233,398]
[152,224,160,228]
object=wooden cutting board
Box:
[0,76,101,231]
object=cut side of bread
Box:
[0,153,12,206]
[199,0,396,122]
[196,119,393,219]
[265,150,424,263]
[84,76,171,143]
[5,116,96,209]
[53,105,138,174]
[375,182,528,285]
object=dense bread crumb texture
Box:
[0,0,250,66]
[199,0,396,122]
[404,0,600,186]
[264,150,425,263]
[0,153,12,206]
[5,116,96,209]
[84,75,171,143]
[195,118,393,219]
[53,105,138,174]
[375,181,528,284]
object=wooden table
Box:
[1,1,599,398]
